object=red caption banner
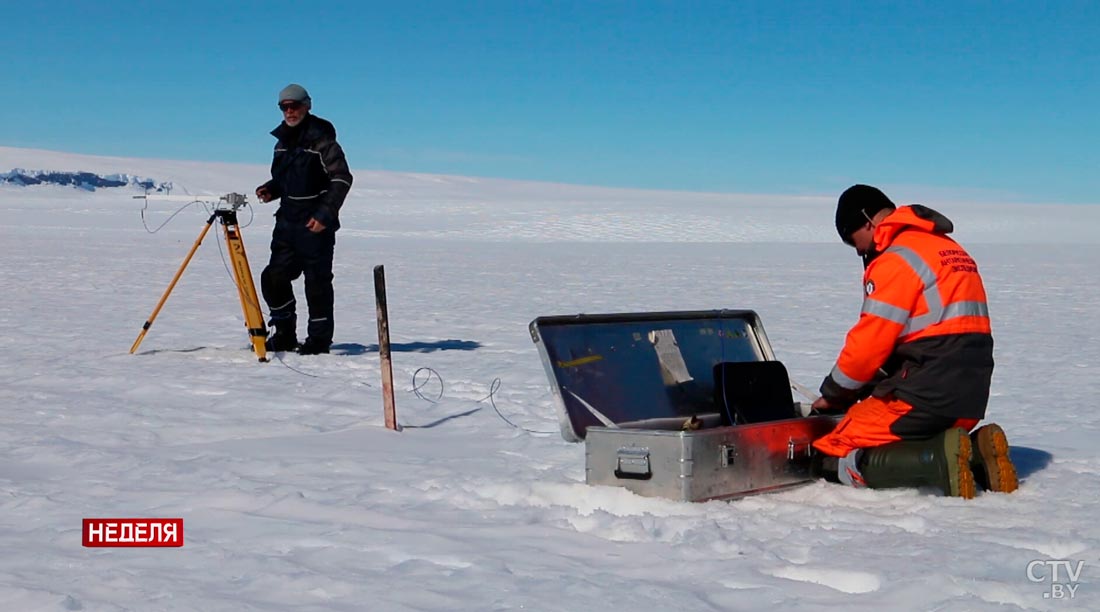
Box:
[82,518,184,547]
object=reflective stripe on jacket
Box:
[820,205,994,419]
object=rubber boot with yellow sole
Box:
[858,428,977,499]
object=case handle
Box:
[614,448,652,480]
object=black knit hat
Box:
[835,184,896,244]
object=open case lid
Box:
[529,310,777,441]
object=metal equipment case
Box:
[530,310,837,501]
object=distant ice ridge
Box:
[0,168,173,192]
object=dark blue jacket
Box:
[261,114,353,230]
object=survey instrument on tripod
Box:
[129,192,269,362]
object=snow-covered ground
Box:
[1,146,1098,611]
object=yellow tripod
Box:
[130,193,269,362]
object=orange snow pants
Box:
[813,395,980,457]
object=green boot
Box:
[970,423,1018,493]
[858,428,977,499]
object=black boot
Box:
[297,337,331,355]
[970,423,1018,493]
[858,428,977,499]
[265,316,299,352]
[811,454,841,483]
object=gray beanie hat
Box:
[278,83,311,104]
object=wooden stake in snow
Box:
[374,265,399,431]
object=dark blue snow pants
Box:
[261,217,336,343]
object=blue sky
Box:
[5,1,1097,203]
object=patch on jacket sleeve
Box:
[865,280,876,296]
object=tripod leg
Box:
[130,215,216,354]
[221,216,269,362]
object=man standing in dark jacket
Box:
[256,84,353,355]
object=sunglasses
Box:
[841,208,876,247]
[278,101,305,112]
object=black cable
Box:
[238,202,256,229]
[410,367,444,403]
[405,369,554,434]
[719,324,745,426]
[140,198,203,233]
[477,377,556,435]
[273,352,319,378]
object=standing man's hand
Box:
[256,186,273,203]
[305,217,327,233]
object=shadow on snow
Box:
[332,339,481,355]
[1009,446,1053,481]
[401,406,485,430]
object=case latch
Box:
[720,444,737,467]
[614,448,652,480]
[787,437,813,460]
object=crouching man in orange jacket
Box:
[811,184,1018,498]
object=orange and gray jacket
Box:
[820,205,994,419]
[261,114,353,230]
